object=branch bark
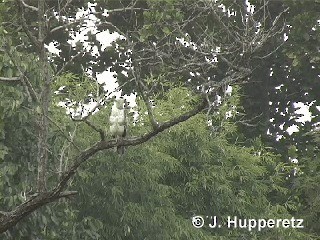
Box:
[0,191,77,233]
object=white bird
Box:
[109,98,127,154]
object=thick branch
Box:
[53,97,207,194]
[2,94,209,232]
[0,85,238,233]
[0,191,77,233]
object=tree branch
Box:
[3,45,38,102]
[132,69,159,130]
[53,97,207,194]
[49,18,87,34]
[0,190,77,233]
[46,115,81,152]
[18,0,41,51]
[57,0,73,16]
[84,119,106,141]
[103,7,148,14]
[56,51,84,76]
[0,76,21,82]
[18,0,38,11]
[36,0,50,192]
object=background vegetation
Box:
[0,0,319,239]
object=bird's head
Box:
[115,98,125,109]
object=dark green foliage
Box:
[0,0,319,238]
[34,89,311,239]
[237,0,320,237]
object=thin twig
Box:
[84,119,106,141]
[56,51,84,76]
[18,0,41,50]
[46,115,81,152]
[0,76,21,82]
[19,0,38,11]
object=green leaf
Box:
[162,26,170,35]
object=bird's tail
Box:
[117,146,125,155]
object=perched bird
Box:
[109,98,127,154]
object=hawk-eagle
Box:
[109,98,127,154]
